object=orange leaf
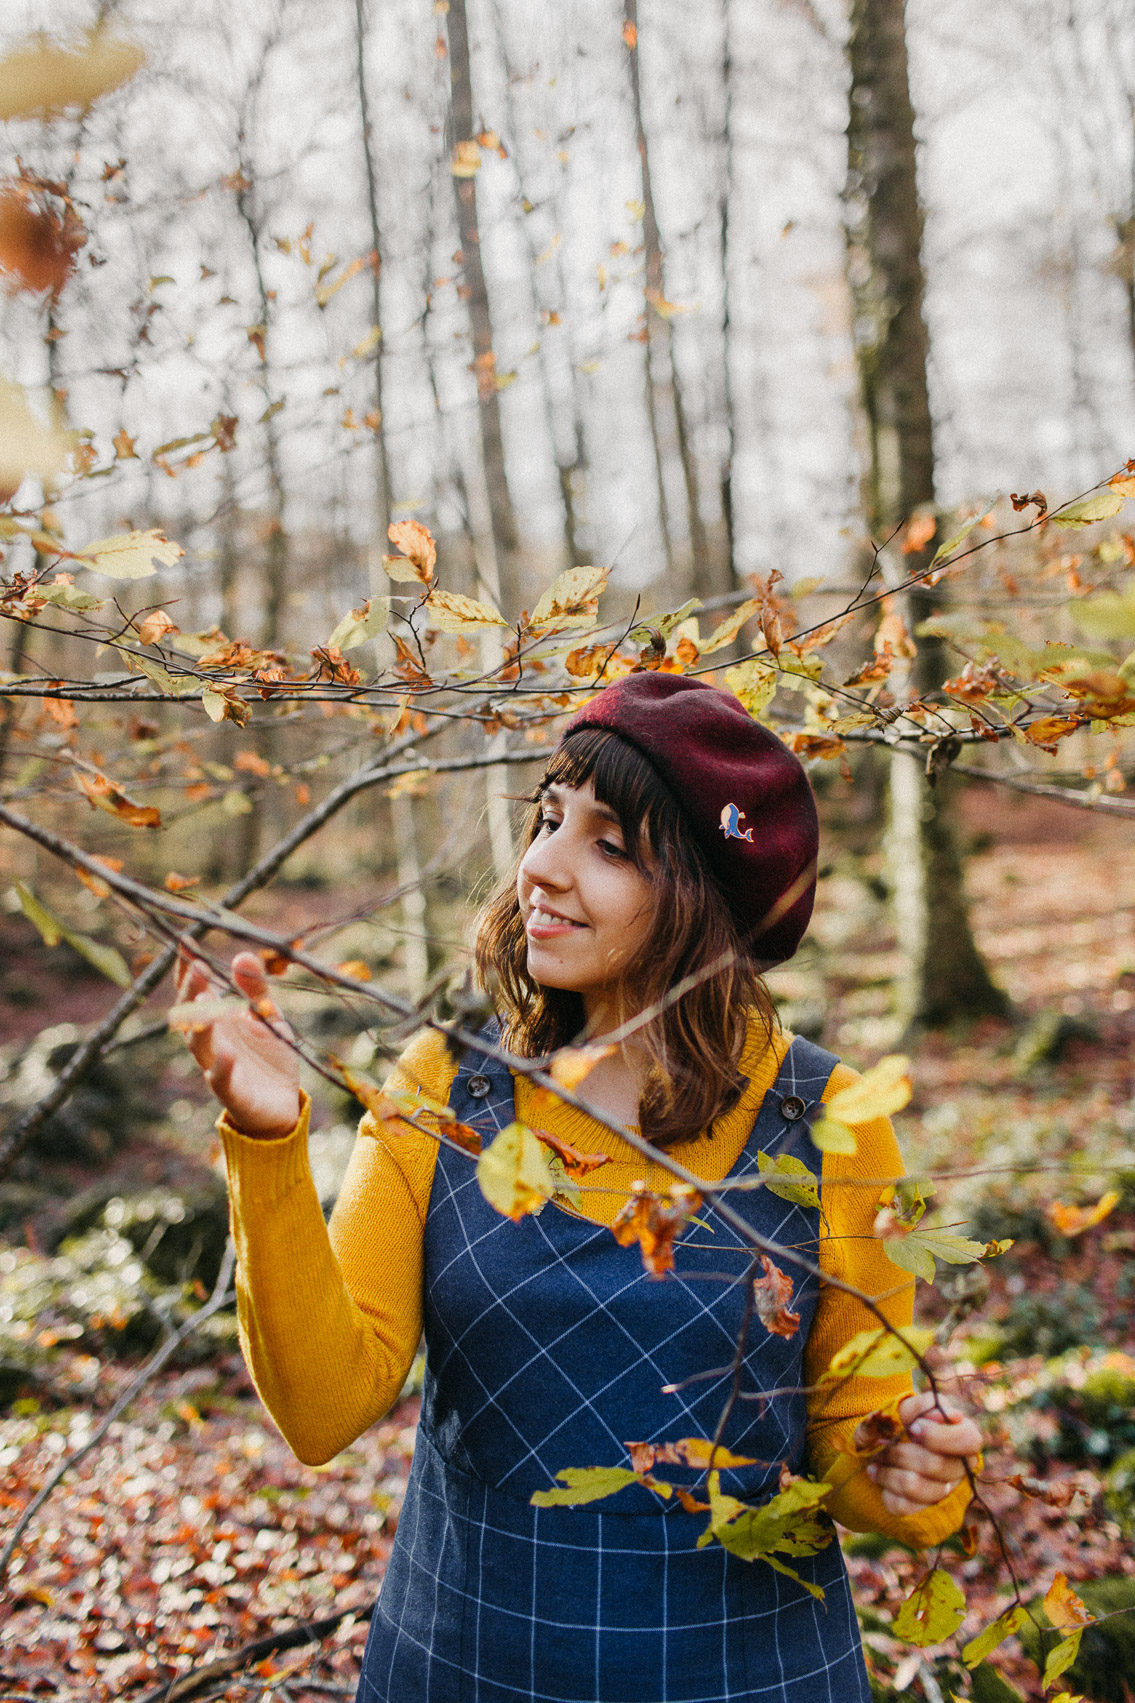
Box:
[135,607,177,646]
[1046,1191,1121,1238]
[336,958,372,981]
[622,19,637,47]
[385,518,437,583]
[1043,1572,1094,1632]
[752,1254,801,1339]
[535,1126,610,1177]
[901,510,937,554]
[790,732,846,762]
[75,770,160,828]
[233,748,271,778]
[74,854,122,899]
[164,871,199,892]
[548,1042,615,1092]
[611,1181,700,1277]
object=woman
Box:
[178,673,981,1702]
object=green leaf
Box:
[14,882,131,986]
[823,1325,935,1382]
[35,581,105,612]
[962,1604,1027,1669]
[627,597,702,645]
[891,1568,967,1647]
[65,932,132,987]
[1051,490,1128,528]
[329,596,390,650]
[929,495,999,568]
[882,1228,989,1283]
[1043,1631,1083,1688]
[134,654,200,696]
[757,1150,820,1210]
[723,659,777,717]
[809,1115,857,1155]
[15,881,63,946]
[1069,588,1135,641]
[698,1469,832,1594]
[530,1466,639,1507]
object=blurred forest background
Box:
[2,1,1135,1699]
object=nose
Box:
[519,827,573,894]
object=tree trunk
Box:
[624,0,717,599]
[445,0,520,618]
[846,0,1006,1032]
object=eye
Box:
[536,811,561,834]
[598,836,628,860]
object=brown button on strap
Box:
[779,1095,806,1122]
[467,1074,492,1099]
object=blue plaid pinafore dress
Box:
[357,1032,871,1702]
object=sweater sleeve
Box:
[218,1028,458,1465]
[803,1062,973,1547]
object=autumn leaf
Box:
[823,1325,935,1383]
[529,564,610,631]
[450,138,482,177]
[164,872,200,892]
[75,770,161,828]
[202,687,251,725]
[328,596,390,650]
[825,1055,912,1125]
[113,427,138,460]
[626,1438,758,1473]
[335,959,372,982]
[901,509,937,554]
[384,519,437,584]
[0,28,144,121]
[928,495,999,568]
[1043,1573,1095,1633]
[700,597,762,655]
[834,1405,905,1459]
[1043,1633,1084,1690]
[891,1568,966,1647]
[697,1470,833,1591]
[477,1121,556,1220]
[530,1466,639,1507]
[752,1255,800,1339]
[0,377,74,500]
[135,608,178,646]
[14,882,131,987]
[960,1604,1027,1669]
[809,1115,858,1155]
[622,19,638,47]
[756,1150,819,1211]
[790,731,845,761]
[1046,1191,1121,1237]
[423,588,508,632]
[723,659,777,717]
[0,178,87,297]
[31,579,104,612]
[72,528,185,581]
[533,1128,609,1177]
[73,852,122,898]
[880,1227,990,1284]
[548,1043,615,1092]
[1050,489,1128,528]
[611,1180,701,1276]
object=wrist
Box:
[226,1103,301,1141]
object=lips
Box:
[526,905,587,939]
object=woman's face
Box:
[517,779,656,1021]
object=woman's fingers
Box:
[230,950,274,1007]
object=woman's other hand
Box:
[859,1391,982,1517]
[175,948,301,1139]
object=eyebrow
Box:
[541,784,621,826]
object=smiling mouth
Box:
[526,906,587,935]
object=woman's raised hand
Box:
[860,1391,982,1518]
[175,948,301,1139]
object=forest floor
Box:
[1,780,1134,1701]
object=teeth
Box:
[531,908,581,927]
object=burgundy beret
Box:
[563,673,818,965]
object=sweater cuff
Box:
[218,1092,313,1209]
[812,1419,977,1549]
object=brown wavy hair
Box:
[474,727,777,1148]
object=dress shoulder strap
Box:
[450,1018,515,1139]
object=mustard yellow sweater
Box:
[219,1020,971,1547]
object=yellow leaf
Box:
[961,1604,1027,1669]
[424,588,508,632]
[530,564,610,631]
[0,28,144,121]
[450,138,482,176]
[1043,1573,1095,1633]
[477,1121,555,1220]
[824,1055,911,1125]
[0,378,74,500]
[723,659,777,717]
[202,688,228,723]
[809,1116,857,1156]
[530,1467,638,1507]
[328,596,389,650]
[700,597,762,655]
[1051,490,1127,528]
[1043,1632,1083,1689]
[824,1325,935,1382]
[1108,473,1135,496]
[351,324,382,359]
[891,1568,966,1647]
[670,1438,757,1469]
[73,528,184,581]
[336,959,372,981]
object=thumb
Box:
[231,950,274,1007]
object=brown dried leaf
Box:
[75,770,160,828]
[611,1181,701,1277]
[386,519,437,583]
[752,1254,801,1339]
